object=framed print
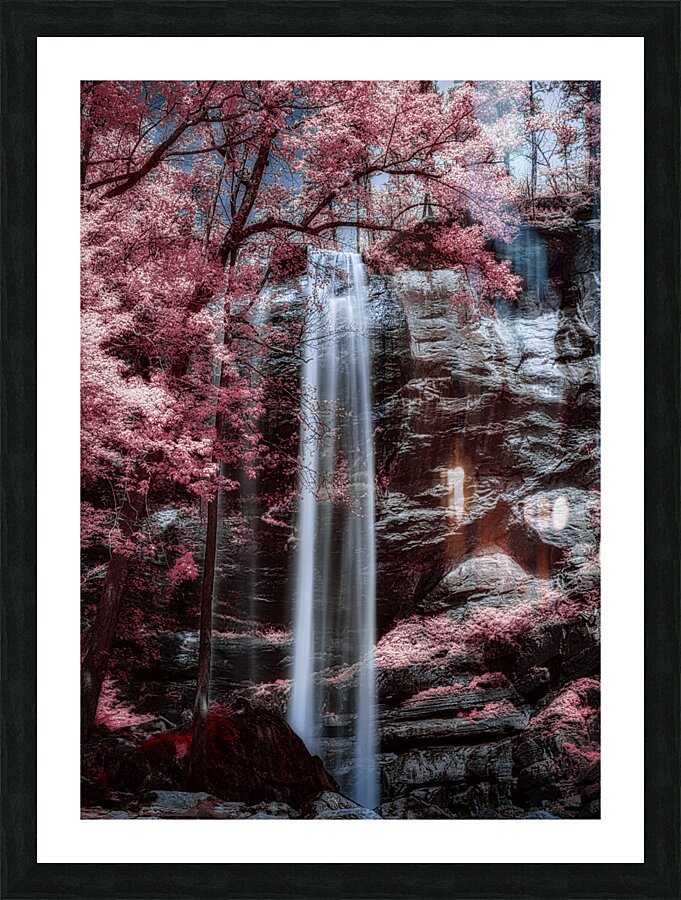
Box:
[1,2,679,898]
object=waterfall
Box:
[288,248,378,809]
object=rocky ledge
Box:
[83,789,380,820]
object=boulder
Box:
[140,699,338,808]
[314,807,382,820]
[83,700,338,811]
[421,553,534,612]
[302,790,364,818]
[378,796,455,819]
[136,791,235,818]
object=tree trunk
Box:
[185,252,237,791]
[80,81,99,189]
[186,132,272,788]
[529,81,538,214]
[80,485,146,741]
[169,159,231,380]
[202,153,229,257]
[81,137,92,188]
[184,461,221,790]
[587,81,600,195]
[218,130,275,266]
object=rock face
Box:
[369,224,599,627]
[362,220,600,818]
[89,219,600,819]
[377,678,600,819]
[198,221,597,632]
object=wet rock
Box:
[379,796,455,819]
[555,307,597,362]
[381,681,531,750]
[515,666,552,701]
[512,488,598,552]
[485,609,600,686]
[314,807,382,819]
[378,676,599,818]
[381,742,513,799]
[381,709,528,748]
[140,700,338,808]
[447,779,518,818]
[368,245,600,627]
[302,790,363,818]
[102,791,302,819]
[243,801,300,819]
[511,679,600,816]
[421,553,534,612]
[195,801,250,819]
[559,544,600,600]
[137,790,215,817]
[81,808,132,819]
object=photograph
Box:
[79,78,601,821]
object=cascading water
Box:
[288,248,378,809]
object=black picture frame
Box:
[1,2,679,897]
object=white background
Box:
[36,36,644,864]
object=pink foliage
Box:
[214,623,290,647]
[95,678,156,730]
[248,679,291,716]
[403,684,517,719]
[167,549,198,586]
[561,742,601,766]
[80,80,537,581]
[376,589,597,671]
[469,671,510,690]
[531,681,601,785]
[532,678,600,729]
[404,683,466,706]
[325,663,360,686]
[457,699,517,720]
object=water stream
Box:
[288,249,378,808]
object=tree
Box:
[81,80,526,781]
[561,80,601,194]
[80,165,228,738]
[520,80,601,206]
[529,81,538,209]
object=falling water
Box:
[288,248,378,809]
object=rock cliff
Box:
[363,219,600,817]
[90,219,600,819]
